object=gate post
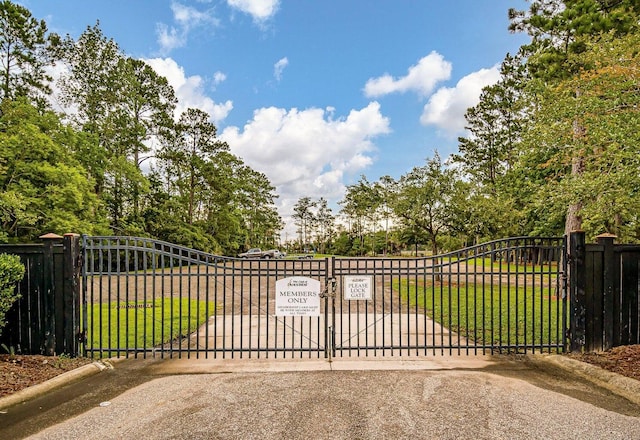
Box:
[569,231,587,352]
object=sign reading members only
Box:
[343,275,373,300]
[275,276,321,316]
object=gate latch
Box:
[320,277,337,298]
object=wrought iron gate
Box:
[82,236,567,359]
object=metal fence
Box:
[82,235,567,359]
[82,236,329,359]
[331,236,567,356]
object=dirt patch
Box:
[0,354,93,397]
[568,344,640,381]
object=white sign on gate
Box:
[275,276,321,316]
[343,275,373,300]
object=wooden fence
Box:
[569,231,640,351]
[0,234,82,356]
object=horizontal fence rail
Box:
[82,236,567,359]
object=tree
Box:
[0,99,107,241]
[509,0,640,234]
[391,154,461,255]
[172,108,228,225]
[153,107,281,254]
[0,0,54,105]
[516,32,640,241]
[292,197,316,251]
[56,24,180,232]
[455,53,528,189]
[233,164,281,250]
[111,57,176,221]
[55,22,122,136]
[373,176,396,256]
[314,198,335,254]
[56,23,131,230]
[340,176,381,256]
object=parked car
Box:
[237,248,284,259]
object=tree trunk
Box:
[565,96,585,235]
[564,155,584,234]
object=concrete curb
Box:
[0,359,117,411]
[528,354,640,406]
[148,355,498,375]
[3,354,639,411]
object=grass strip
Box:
[87,298,213,356]
[397,280,564,350]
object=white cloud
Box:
[220,102,390,228]
[156,2,219,54]
[227,0,280,21]
[273,57,288,81]
[213,71,227,86]
[144,57,233,123]
[364,51,452,98]
[420,65,501,137]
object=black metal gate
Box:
[82,236,567,359]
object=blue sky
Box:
[25,0,529,232]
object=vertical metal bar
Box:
[195,255,200,359]
[406,256,418,355]
[187,250,193,359]
[204,259,210,359]
[431,251,436,355]
[473,246,478,355]
[139,240,146,358]
[151,242,157,358]
[107,240,114,358]
[497,242,503,353]
[124,238,130,357]
[160,244,166,359]
[98,239,104,358]
[482,246,487,355]
[561,236,568,353]
[82,235,90,358]
[451,250,458,354]
[544,239,557,353]
[438,254,444,355]
[240,260,245,359]
[538,240,544,353]
[213,257,219,359]
[491,243,496,353]
[421,256,427,356]
[517,238,522,352]
[522,241,536,352]
[228,259,234,359]
[506,241,512,353]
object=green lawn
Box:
[439,256,559,273]
[86,298,214,357]
[397,279,565,351]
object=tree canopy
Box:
[1,0,639,255]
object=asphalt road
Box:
[2,356,640,440]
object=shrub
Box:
[0,254,25,336]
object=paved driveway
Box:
[4,356,640,440]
